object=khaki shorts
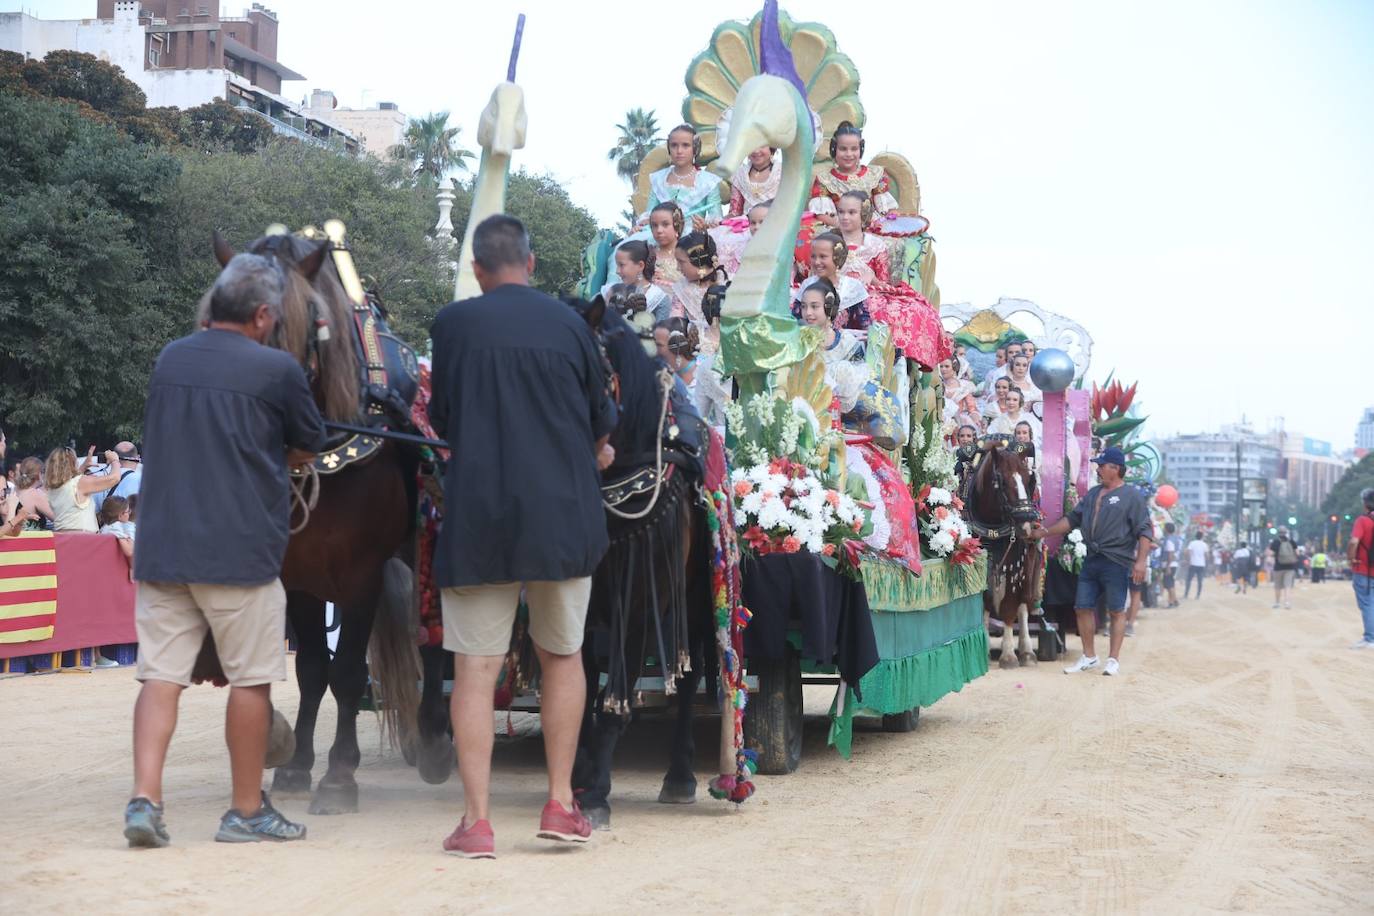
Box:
[441,578,590,656]
[135,580,287,687]
[1273,569,1295,589]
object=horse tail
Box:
[368,557,421,751]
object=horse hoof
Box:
[271,767,312,797]
[265,710,295,769]
[657,776,697,805]
[308,778,359,815]
[583,804,612,830]
[416,738,455,785]
[999,654,1019,670]
[1019,652,1039,667]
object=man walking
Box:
[1346,489,1374,649]
[1184,531,1209,599]
[1270,525,1299,609]
[1161,522,1181,607]
[430,216,617,858]
[1030,447,1153,676]
[125,254,325,847]
[1231,543,1253,594]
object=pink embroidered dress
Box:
[838,232,945,370]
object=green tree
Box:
[393,111,474,184]
[153,139,454,350]
[0,92,180,448]
[607,107,661,185]
[448,170,598,297]
[1322,453,1374,540]
[157,99,275,154]
[19,49,146,118]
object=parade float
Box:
[583,3,991,773]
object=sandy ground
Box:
[3,578,1372,914]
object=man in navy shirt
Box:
[125,253,325,848]
[430,215,616,857]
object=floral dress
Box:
[808,165,900,222]
[839,233,944,370]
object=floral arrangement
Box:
[731,457,872,575]
[1057,528,1086,573]
[916,484,982,566]
[724,393,827,469]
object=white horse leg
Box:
[1018,603,1037,666]
[999,612,1018,669]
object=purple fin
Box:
[758,0,806,97]
[507,13,526,83]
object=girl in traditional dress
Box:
[602,240,671,322]
[808,121,900,228]
[939,357,982,435]
[832,190,943,369]
[672,231,730,424]
[640,124,722,232]
[647,202,684,294]
[1004,354,1043,418]
[728,146,781,217]
[795,232,870,332]
[982,375,1011,424]
[796,278,866,391]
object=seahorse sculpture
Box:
[706,0,815,395]
[453,15,529,300]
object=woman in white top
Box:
[1004,355,1043,418]
[45,446,122,533]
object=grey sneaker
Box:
[1125,623,1136,637]
[124,797,170,848]
[215,792,306,843]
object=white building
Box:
[1162,423,1281,525]
[1356,407,1374,451]
[304,90,406,158]
[0,2,357,151]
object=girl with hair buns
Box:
[602,240,671,322]
[647,202,685,293]
[832,189,945,369]
[795,232,870,332]
[808,121,900,228]
[638,124,723,232]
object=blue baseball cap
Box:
[1092,446,1127,467]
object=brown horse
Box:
[202,230,438,814]
[963,439,1044,669]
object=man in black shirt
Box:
[125,253,325,848]
[1030,447,1153,677]
[431,216,616,858]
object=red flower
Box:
[743,526,770,551]
[821,543,836,557]
[781,535,802,554]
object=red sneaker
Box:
[536,799,592,844]
[441,817,495,859]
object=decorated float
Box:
[584,3,991,773]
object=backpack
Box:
[1277,538,1297,566]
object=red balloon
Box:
[1156,485,1179,508]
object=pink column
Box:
[1040,391,1066,555]
[1068,389,1093,498]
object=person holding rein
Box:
[1028,447,1153,677]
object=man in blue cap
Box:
[1029,446,1154,676]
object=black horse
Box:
[566,298,717,828]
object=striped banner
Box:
[0,531,58,644]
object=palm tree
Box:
[393,111,475,184]
[607,107,661,186]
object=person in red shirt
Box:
[1346,487,1374,649]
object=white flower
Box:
[929,529,956,555]
[740,492,763,516]
[1067,530,1083,544]
[927,487,952,507]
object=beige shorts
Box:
[135,580,287,687]
[441,578,591,657]
[1273,569,1295,589]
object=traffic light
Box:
[1346,514,1354,521]
[1268,526,1278,535]
[1287,516,1298,526]
[1331,515,1339,523]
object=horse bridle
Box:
[966,453,1041,542]
[255,234,330,388]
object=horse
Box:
[962,438,1044,669]
[567,296,716,828]
[202,230,445,814]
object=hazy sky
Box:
[19,0,1374,447]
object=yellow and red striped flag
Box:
[0,531,58,644]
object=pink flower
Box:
[935,506,949,521]
[825,491,840,509]
[781,536,802,554]
[733,481,753,498]
[822,543,836,557]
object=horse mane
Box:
[195,233,361,422]
[566,299,661,459]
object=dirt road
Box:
[3,580,1371,914]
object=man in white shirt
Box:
[1184,532,1209,599]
